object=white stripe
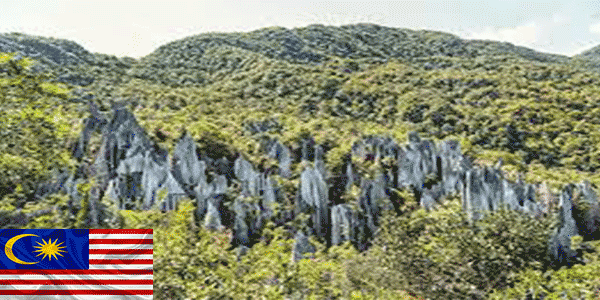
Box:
[89,245,153,250]
[0,285,153,290]
[89,234,153,240]
[89,255,153,260]
[88,265,153,270]
[0,275,153,280]
[3,296,152,300]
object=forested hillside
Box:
[2,24,600,299]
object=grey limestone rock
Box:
[194,176,211,222]
[232,194,263,247]
[358,176,394,237]
[34,170,70,200]
[420,190,436,211]
[235,245,250,262]
[548,185,579,267]
[268,141,292,178]
[300,138,316,161]
[298,167,329,238]
[331,204,357,246]
[397,146,423,190]
[483,166,504,212]
[352,140,367,160]
[463,168,489,222]
[345,162,355,191]
[314,158,327,180]
[213,175,228,196]
[315,144,324,161]
[301,140,309,161]
[196,174,230,225]
[104,178,120,203]
[573,181,600,240]
[234,156,261,197]
[38,105,600,269]
[140,150,169,210]
[396,134,442,196]
[292,232,316,263]
[159,171,186,211]
[234,156,253,181]
[279,145,292,178]
[439,140,464,195]
[247,169,262,197]
[421,184,444,212]
[232,197,251,246]
[213,157,232,179]
[172,134,204,190]
[407,131,421,144]
[62,175,83,205]
[117,152,145,175]
[72,113,107,160]
[88,185,101,227]
[204,197,224,231]
[314,145,327,178]
[417,139,438,178]
[262,176,277,217]
[502,179,521,211]
[537,181,558,215]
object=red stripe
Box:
[89,249,153,254]
[89,239,153,244]
[89,229,153,234]
[0,290,153,295]
[0,279,152,285]
[89,259,153,265]
[0,270,153,275]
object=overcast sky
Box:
[2,1,600,59]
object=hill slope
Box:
[2,24,600,299]
[131,23,572,86]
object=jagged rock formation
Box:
[292,231,316,262]
[35,102,600,268]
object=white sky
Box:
[2,0,600,59]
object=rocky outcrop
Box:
[548,184,580,267]
[331,204,358,246]
[297,167,329,239]
[36,102,600,268]
[292,232,316,262]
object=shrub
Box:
[357,196,558,299]
[0,52,79,203]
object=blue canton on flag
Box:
[0,229,89,270]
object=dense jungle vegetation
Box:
[3,24,600,299]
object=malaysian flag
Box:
[0,229,153,299]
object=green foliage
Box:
[148,198,422,299]
[75,182,91,229]
[0,51,81,203]
[19,192,72,229]
[9,25,600,299]
[358,197,558,299]
[489,237,600,299]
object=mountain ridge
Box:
[0,23,585,67]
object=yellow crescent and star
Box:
[4,234,67,265]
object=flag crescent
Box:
[4,234,39,265]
